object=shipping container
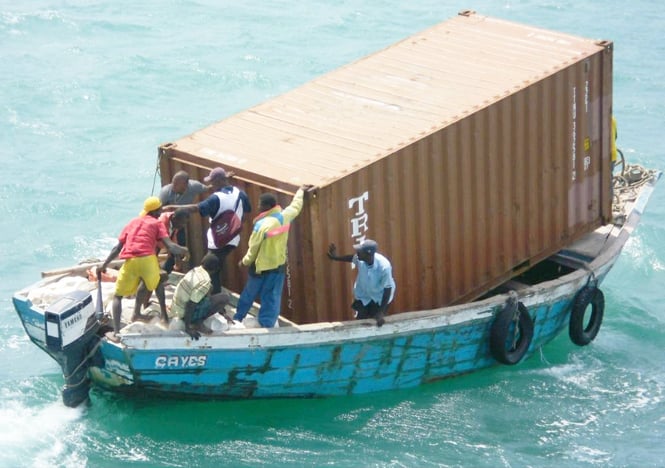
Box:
[158,11,613,324]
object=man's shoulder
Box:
[143,215,168,233]
[127,215,153,226]
[215,186,246,207]
[182,265,201,281]
[219,185,242,195]
[159,184,173,200]
[188,265,208,274]
[257,210,283,225]
[142,214,161,224]
[375,253,392,268]
[188,266,211,284]
[188,180,207,192]
[122,216,141,231]
[199,192,219,207]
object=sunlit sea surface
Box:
[1,1,664,467]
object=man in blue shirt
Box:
[327,239,395,327]
[176,167,251,294]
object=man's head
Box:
[140,196,162,217]
[259,193,277,211]
[204,167,228,189]
[171,208,190,229]
[201,253,221,274]
[171,170,190,194]
[354,239,378,263]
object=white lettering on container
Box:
[348,191,369,243]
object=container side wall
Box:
[302,48,612,321]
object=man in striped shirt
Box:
[170,253,231,339]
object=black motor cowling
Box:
[44,290,101,407]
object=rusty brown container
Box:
[159,11,614,324]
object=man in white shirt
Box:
[327,239,395,327]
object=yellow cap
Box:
[140,196,162,216]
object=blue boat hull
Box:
[87,273,602,399]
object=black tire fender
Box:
[490,300,534,365]
[569,286,604,346]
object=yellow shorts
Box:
[114,255,160,297]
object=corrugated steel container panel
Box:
[159,11,613,324]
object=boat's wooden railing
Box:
[41,259,126,278]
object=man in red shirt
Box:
[100,197,188,337]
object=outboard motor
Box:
[44,290,101,407]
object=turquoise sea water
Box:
[1,1,664,467]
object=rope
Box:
[62,338,103,387]
[613,163,657,195]
[611,162,658,222]
[584,270,598,289]
[151,154,161,196]
[63,374,89,390]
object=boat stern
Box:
[12,292,49,351]
[13,288,103,407]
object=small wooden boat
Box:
[11,162,660,407]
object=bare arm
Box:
[379,287,392,313]
[162,237,188,257]
[183,300,200,340]
[163,203,198,214]
[99,242,123,273]
[327,243,354,263]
